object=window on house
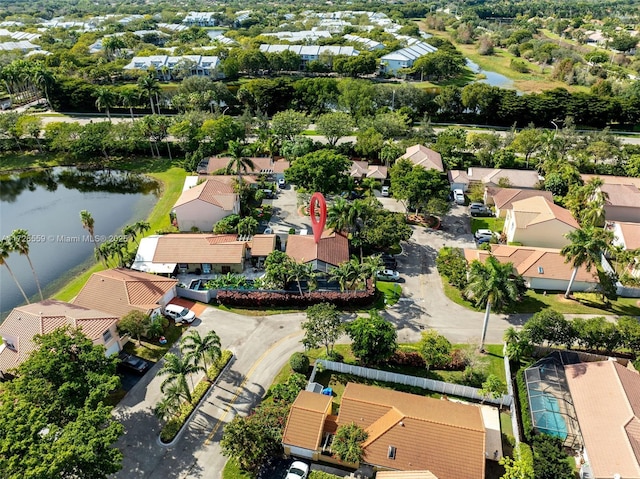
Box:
[388,446,396,459]
[538,266,544,274]
[221,266,231,274]
[102,329,113,342]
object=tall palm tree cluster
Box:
[154,330,222,421]
[330,256,382,294]
[0,60,54,107]
[0,229,44,304]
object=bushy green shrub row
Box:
[516,367,534,442]
[160,350,233,443]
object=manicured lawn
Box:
[222,458,255,479]
[375,282,402,307]
[440,275,640,316]
[122,321,185,361]
[0,151,69,172]
[471,217,505,234]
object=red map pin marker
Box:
[309,192,327,244]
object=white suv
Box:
[164,304,196,324]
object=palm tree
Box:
[10,229,43,301]
[32,65,54,107]
[122,224,137,243]
[180,330,222,381]
[0,238,30,304]
[330,261,359,293]
[154,382,186,421]
[561,226,614,299]
[138,74,160,115]
[94,86,116,121]
[465,256,520,351]
[79,210,96,249]
[158,353,202,404]
[288,261,314,295]
[226,140,255,184]
[327,198,353,234]
[120,88,140,120]
[134,220,150,244]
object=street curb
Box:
[157,352,236,448]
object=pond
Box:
[466,59,516,90]
[0,167,160,318]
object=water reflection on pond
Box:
[0,167,159,317]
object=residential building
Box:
[504,196,579,248]
[565,361,640,479]
[398,144,444,172]
[258,44,359,68]
[172,178,239,232]
[0,29,40,41]
[464,245,598,292]
[484,187,554,218]
[73,268,177,319]
[350,161,388,180]
[286,230,349,272]
[609,220,640,277]
[182,12,218,27]
[599,183,640,223]
[380,41,438,75]
[123,55,221,80]
[0,300,123,373]
[0,40,40,52]
[449,167,542,191]
[343,34,384,51]
[262,31,332,42]
[131,233,277,275]
[204,156,289,176]
[283,383,486,478]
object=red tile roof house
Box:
[503,196,579,249]
[282,383,486,479]
[398,145,444,172]
[205,156,290,176]
[172,178,239,232]
[350,161,388,180]
[565,361,640,479]
[0,300,123,374]
[464,245,599,292]
[72,268,177,320]
[483,187,554,218]
[285,230,350,273]
[448,168,541,192]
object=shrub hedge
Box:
[217,282,376,308]
[160,349,233,443]
[516,367,534,442]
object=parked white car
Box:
[163,304,196,324]
[285,461,309,479]
[474,229,496,240]
[381,185,390,197]
[376,269,400,282]
[453,189,465,205]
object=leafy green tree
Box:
[221,403,289,472]
[117,310,151,346]
[355,127,384,159]
[389,159,449,214]
[436,247,468,289]
[418,329,452,369]
[264,250,293,289]
[500,443,534,479]
[358,208,412,253]
[346,310,397,365]
[333,53,377,77]
[465,256,522,351]
[522,310,574,348]
[316,111,354,146]
[332,423,368,464]
[271,109,308,141]
[237,216,258,236]
[337,78,375,119]
[269,373,307,403]
[200,115,245,153]
[617,316,640,351]
[479,374,504,399]
[532,435,575,479]
[285,150,351,194]
[289,352,310,374]
[180,330,221,381]
[302,303,342,356]
[10,229,43,300]
[561,226,613,298]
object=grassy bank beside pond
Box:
[53,158,186,302]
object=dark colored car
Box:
[118,353,150,374]
[470,205,493,217]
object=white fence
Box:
[312,359,512,408]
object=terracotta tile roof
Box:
[248,234,276,257]
[286,231,349,267]
[601,183,640,208]
[399,145,443,172]
[613,222,640,250]
[447,170,468,184]
[198,174,257,185]
[367,165,388,179]
[467,167,540,188]
[206,156,276,174]
[582,174,640,189]
[338,383,485,478]
[0,300,118,372]
[565,361,640,479]
[511,196,579,229]
[152,234,245,264]
[490,188,553,211]
[73,268,176,318]
[464,245,595,282]
[174,179,237,210]
[282,391,332,450]
[350,160,369,178]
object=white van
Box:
[163,304,196,324]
